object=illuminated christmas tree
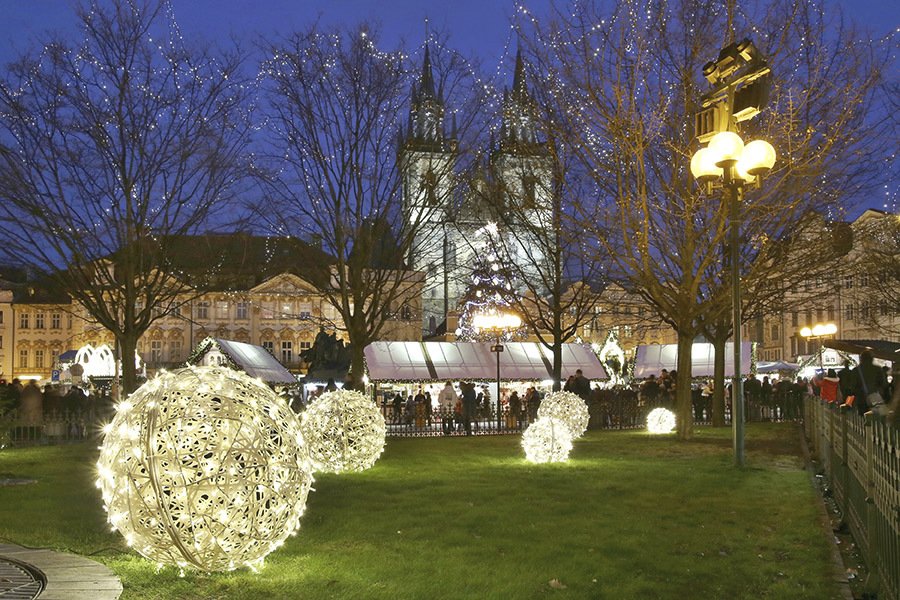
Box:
[455,245,524,341]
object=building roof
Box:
[189,338,297,385]
[823,339,900,362]
[364,341,607,382]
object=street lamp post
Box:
[800,323,838,372]
[691,131,776,467]
[473,311,522,431]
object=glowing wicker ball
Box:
[96,366,314,573]
[301,389,386,473]
[522,416,573,463]
[646,407,676,434]
[537,391,589,438]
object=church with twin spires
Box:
[399,46,554,337]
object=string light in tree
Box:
[522,416,573,463]
[301,389,387,473]
[456,224,524,341]
[646,407,676,434]
[537,391,589,438]
[96,366,314,573]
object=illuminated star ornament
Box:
[96,366,314,573]
[646,407,676,434]
[301,389,387,473]
[537,391,589,438]
[522,416,573,463]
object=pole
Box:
[729,173,745,467]
[496,333,502,431]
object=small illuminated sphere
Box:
[522,416,573,463]
[537,391,589,438]
[96,366,314,573]
[301,389,386,473]
[646,407,677,434]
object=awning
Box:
[364,341,607,382]
[633,342,752,379]
[822,339,900,363]
[756,360,801,374]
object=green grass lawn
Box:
[0,423,837,599]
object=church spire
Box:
[419,44,437,100]
[512,47,527,100]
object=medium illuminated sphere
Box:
[522,416,573,463]
[96,366,314,573]
[301,389,386,473]
[646,407,676,434]
[537,391,590,438]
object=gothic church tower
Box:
[399,45,457,335]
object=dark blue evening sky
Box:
[0,0,895,73]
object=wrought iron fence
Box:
[0,407,113,447]
[803,397,899,600]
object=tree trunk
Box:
[551,342,562,391]
[119,332,139,396]
[675,334,694,440]
[712,334,727,427]
[349,343,366,386]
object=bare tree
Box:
[522,0,891,438]
[471,51,604,390]
[258,25,488,381]
[0,0,252,394]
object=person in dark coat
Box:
[852,350,888,415]
[573,369,591,401]
[461,382,478,436]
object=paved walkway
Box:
[0,543,122,600]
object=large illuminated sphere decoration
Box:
[537,391,590,438]
[96,366,314,573]
[646,407,676,434]
[522,416,573,463]
[301,389,386,473]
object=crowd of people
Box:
[0,378,102,441]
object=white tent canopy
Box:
[633,342,752,379]
[364,341,607,382]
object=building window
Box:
[816,308,824,322]
[400,303,412,321]
[34,349,44,369]
[771,324,780,341]
[860,301,870,320]
[0,310,3,324]
[18,350,28,368]
[150,340,163,363]
[262,340,274,354]
[261,302,275,319]
[170,341,182,361]
[196,301,209,320]
[844,275,853,290]
[50,349,58,367]
[51,313,61,329]
[790,312,798,327]
[522,175,537,209]
[19,313,29,329]
[215,301,229,320]
[67,315,73,329]
[298,302,312,320]
[827,306,835,321]
[34,313,44,329]
[624,325,633,338]
[421,170,438,206]
[236,302,249,320]
[281,341,293,364]
[845,303,855,321]
[0,335,3,349]
[300,341,311,351]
